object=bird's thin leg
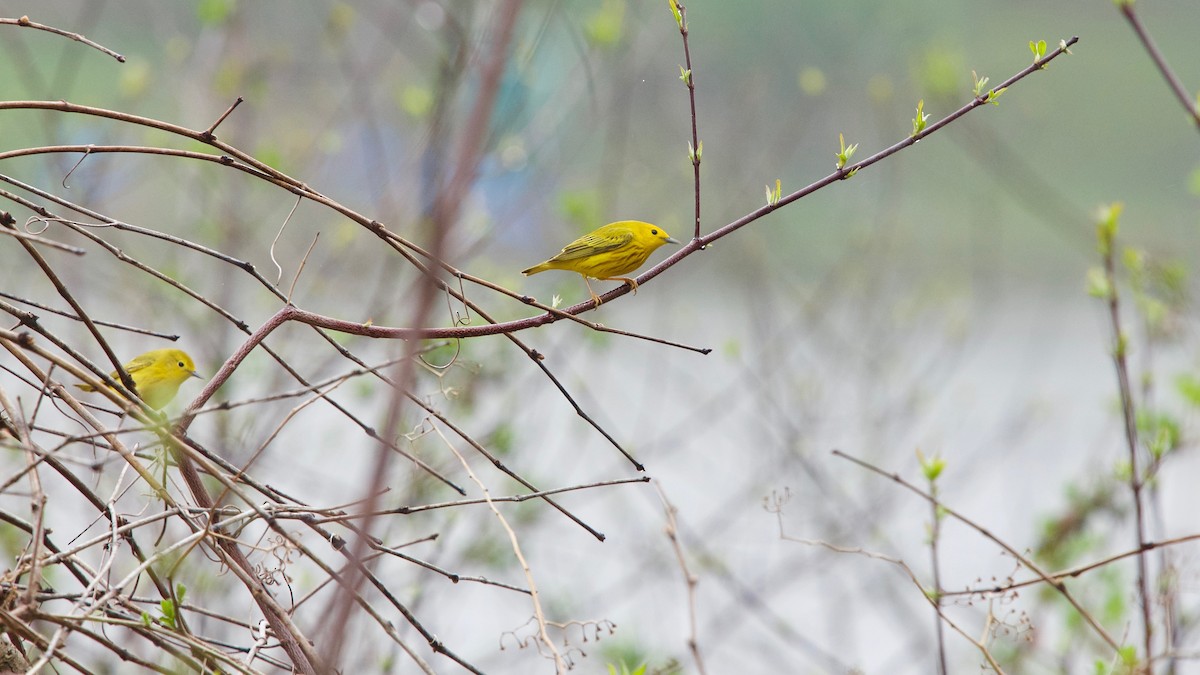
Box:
[602,277,638,295]
[581,274,602,307]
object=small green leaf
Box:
[764,178,782,206]
[916,448,946,483]
[1122,247,1145,277]
[1095,202,1124,256]
[835,132,858,170]
[971,70,989,98]
[1114,331,1128,359]
[1086,267,1112,299]
[986,87,1007,105]
[1149,422,1177,459]
[1029,39,1047,63]
[159,598,177,629]
[1114,459,1133,482]
[667,0,683,29]
[911,99,929,137]
[678,66,691,85]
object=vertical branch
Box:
[0,387,46,621]
[668,1,701,239]
[928,499,948,675]
[1116,3,1200,130]
[431,0,525,229]
[1097,205,1154,666]
[321,0,526,666]
[921,453,949,675]
[657,482,708,675]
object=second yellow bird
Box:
[76,348,202,411]
[522,220,680,307]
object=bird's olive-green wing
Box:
[550,230,634,262]
[121,354,158,375]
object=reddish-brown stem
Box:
[673,2,702,240]
[1101,230,1154,666]
[1,15,125,62]
[1118,5,1200,130]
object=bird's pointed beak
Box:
[665,236,680,245]
[189,370,203,380]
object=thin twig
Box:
[656,482,708,675]
[202,97,245,138]
[1099,217,1154,665]
[947,531,1200,599]
[286,231,321,303]
[0,291,178,338]
[670,2,702,240]
[2,15,125,62]
[271,193,303,286]
[0,223,85,254]
[1117,4,1200,129]
[928,477,949,675]
[434,423,567,673]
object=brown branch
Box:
[0,221,85,254]
[1,15,125,62]
[201,96,244,138]
[323,1,525,667]
[1099,216,1154,665]
[657,482,708,675]
[1117,4,1200,130]
[670,2,702,240]
[947,531,1200,598]
[0,290,178,339]
[323,476,650,519]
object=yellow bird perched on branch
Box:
[76,348,202,411]
[521,220,680,307]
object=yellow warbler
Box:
[75,348,202,411]
[521,220,680,306]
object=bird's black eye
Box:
[178,361,185,368]
[651,229,659,235]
